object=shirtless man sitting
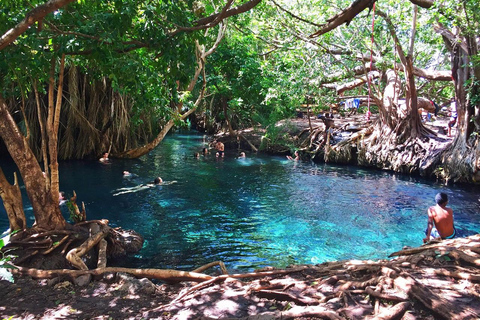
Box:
[423,192,456,243]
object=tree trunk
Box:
[47,53,66,201]
[0,94,65,230]
[0,170,26,231]
[436,25,480,183]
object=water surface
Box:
[1,133,479,271]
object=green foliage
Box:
[0,0,473,151]
[65,199,83,224]
[0,236,17,283]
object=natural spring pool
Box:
[1,133,479,271]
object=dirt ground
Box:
[0,112,465,320]
[2,233,480,320]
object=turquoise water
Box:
[1,132,479,271]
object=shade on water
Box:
[1,133,479,272]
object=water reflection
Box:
[1,133,480,271]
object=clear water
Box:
[1,132,479,272]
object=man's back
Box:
[428,205,454,238]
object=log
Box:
[11,265,213,283]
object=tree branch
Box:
[0,0,76,51]
[310,0,376,38]
[409,0,434,9]
[170,0,262,36]
[270,0,322,27]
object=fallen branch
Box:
[239,134,258,152]
[337,276,380,291]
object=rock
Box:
[53,280,73,290]
[116,272,157,295]
[102,272,117,283]
[74,274,92,286]
[47,277,62,287]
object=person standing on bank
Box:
[423,192,456,243]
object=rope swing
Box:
[366,1,376,121]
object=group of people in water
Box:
[98,141,457,243]
[193,140,246,159]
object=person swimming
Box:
[215,141,225,157]
[287,151,300,161]
[99,152,109,162]
[112,177,174,196]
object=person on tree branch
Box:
[423,192,456,243]
[447,98,457,137]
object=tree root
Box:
[368,301,411,320]
[43,235,69,255]
[393,274,478,319]
[192,260,228,274]
[253,289,319,306]
[6,230,480,320]
[10,265,213,283]
[66,222,109,270]
[365,286,408,302]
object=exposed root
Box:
[158,234,480,319]
[10,265,213,283]
[192,260,228,274]
[5,229,480,319]
[66,221,109,270]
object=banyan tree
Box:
[268,0,479,183]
